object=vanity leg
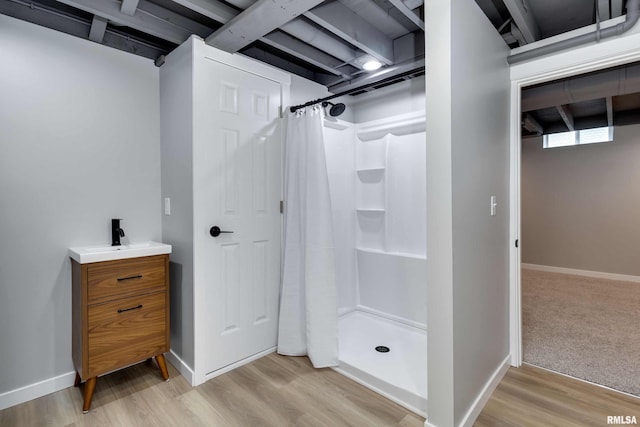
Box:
[82,377,97,414]
[155,354,170,381]
[74,372,81,387]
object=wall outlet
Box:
[164,197,171,215]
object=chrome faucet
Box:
[111,219,125,246]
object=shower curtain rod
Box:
[288,67,425,113]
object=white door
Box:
[200,58,282,375]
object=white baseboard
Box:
[459,354,511,427]
[522,263,640,283]
[0,350,195,411]
[198,347,276,386]
[0,370,76,411]
[423,355,510,427]
[166,349,195,386]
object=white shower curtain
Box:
[277,105,338,368]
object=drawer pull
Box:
[117,304,143,313]
[117,275,143,282]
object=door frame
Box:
[508,25,640,366]
[191,38,291,386]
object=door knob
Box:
[210,226,234,237]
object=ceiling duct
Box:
[521,62,640,112]
[509,0,640,64]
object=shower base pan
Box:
[334,310,427,416]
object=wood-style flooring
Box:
[476,363,640,426]
[3,354,639,426]
[0,354,424,426]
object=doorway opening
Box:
[510,53,640,399]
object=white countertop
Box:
[69,241,172,264]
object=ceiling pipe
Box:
[508,0,640,64]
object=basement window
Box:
[543,126,614,149]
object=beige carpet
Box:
[522,268,640,397]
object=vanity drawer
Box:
[87,256,165,304]
[87,291,167,376]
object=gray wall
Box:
[522,125,640,276]
[0,15,161,396]
[426,0,510,425]
[160,41,195,368]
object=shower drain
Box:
[375,346,390,353]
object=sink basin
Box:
[69,241,172,264]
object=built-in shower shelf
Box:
[356,167,385,174]
[356,208,385,213]
[356,247,426,260]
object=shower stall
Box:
[323,108,427,415]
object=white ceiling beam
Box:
[205,0,325,52]
[224,0,252,9]
[279,20,359,66]
[611,0,624,18]
[522,114,543,135]
[88,15,108,42]
[120,0,139,16]
[387,0,424,30]
[404,0,423,8]
[172,0,361,73]
[502,0,540,43]
[242,46,316,80]
[262,31,352,78]
[305,1,394,65]
[606,96,614,126]
[556,104,575,131]
[170,0,237,24]
[56,0,210,44]
[138,0,211,36]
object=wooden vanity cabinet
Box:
[71,254,170,413]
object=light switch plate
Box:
[164,197,171,215]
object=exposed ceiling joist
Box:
[139,0,210,36]
[261,31,352,78]
[224,0,252,9]
[55,0,210,44]
[606,96,614,126]
[611,0,624,18]
[523,113,544,135]
[171,0,360,76]
[502,0,540,43]
[597,0,610,20]
[88,14,107,42]
[387,0,424,30]
[556,104,575,131]
[205,0,325,52]
[403,0,423,8]
[242,45,316,81]
[279,19,359,66]
[169,0,237,24]
[305,1,394,65]
[120,0,139,16]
